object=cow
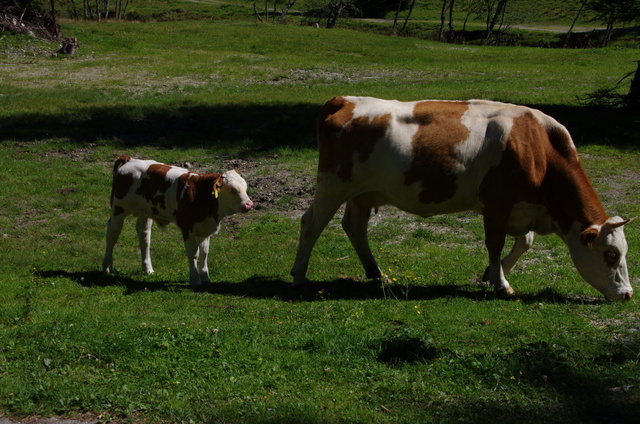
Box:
[102,156,253,287]
[291,96,635,301]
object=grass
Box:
[1,11,640,424]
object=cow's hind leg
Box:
[342,198,381,280]
[291,197,343,287]
[102,212,126,274]
[136,216,154,275]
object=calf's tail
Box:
[109,155,132,207]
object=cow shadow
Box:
[37,269,605,305]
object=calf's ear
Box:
[212,177,224,198]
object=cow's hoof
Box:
[495,287,516,298]
[291,278,309,289]
[377,274,392,284]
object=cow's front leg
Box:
[183,237,202,288]
[196,236,211,284]
[483,214,515,296]
[136,216,154,275]
[342,198,381,280]
[482,232,535,280]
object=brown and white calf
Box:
[291,96,634,301]
[102,156,253,287]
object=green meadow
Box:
[1,6,639,424]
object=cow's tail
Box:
[109,155,131,207]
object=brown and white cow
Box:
[102,156,253,287]
[291,96,634,301]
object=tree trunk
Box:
[253,2,264,23]
[601,8,616,48]
[563,1,584,48]
[486,0,508,41]
[49,0,59,39]
[627,60,640,109]
[439,0,448,42]
[277,0,297,23]
[391,0,403,36]
[401,0,415,33]
[327,0,345,29]
[447,0,456,42]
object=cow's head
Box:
[567,216,635,301]
[214,170,253,215]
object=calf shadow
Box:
[37,270,604,305]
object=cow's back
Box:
[315,96,580,217]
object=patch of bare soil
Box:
[221,157,315,213]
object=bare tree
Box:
[484,0,509,41]
[400,0,416,33]
[586,0,640,47]
[326,0,346,28]
[254,0,298,24]
[563,1,586,48]
[391,0,403,35]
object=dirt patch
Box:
[218,156,315,214]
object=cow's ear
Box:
[605,217,636,230]
[579,227,600,248]
[212,177,223,198]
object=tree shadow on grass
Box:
[2,102,320,155]
[2,102,639,152]
[532,104,640,149]
[37,269,607,305]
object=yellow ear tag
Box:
[213,186,219,198]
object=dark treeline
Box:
[2,0,640,47]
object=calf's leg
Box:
[183,237,203,288]
[196,236,211,284]
[136,216,154,275]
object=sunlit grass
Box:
[0,15,639,424]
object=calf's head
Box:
[214,170,253,215]
[568,216,635,301]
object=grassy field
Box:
[1,11,640,424]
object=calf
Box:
[102,156,253,287]
[291,96,634,301]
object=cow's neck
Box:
[545,160,608,235]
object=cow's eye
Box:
[228,187,237,195]
[603,250,619,266]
